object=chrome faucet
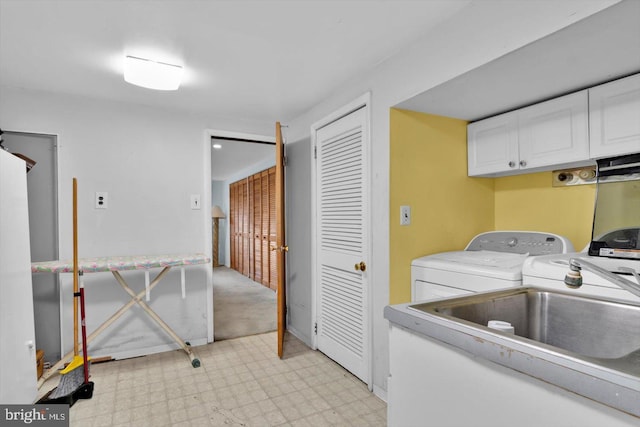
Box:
[565,258,640,299]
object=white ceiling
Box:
[398,0,640,121]
[0,0,469,123]
[2,1,637,178]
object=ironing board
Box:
[32,253,210,387]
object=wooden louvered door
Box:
[240,178,250,276]
[252,174,262,283]
[268,167,278,291]
[260,170,271,288]
[229,178,251,276]
[229,181,238,271]
[314,106,369,383]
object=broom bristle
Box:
[48,365,85,399]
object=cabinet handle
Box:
[520,160,527,167]
[508,161,516,168]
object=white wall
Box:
[0,86,272,359]
[283,0,620,398]
[211,180,226,266]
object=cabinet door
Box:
[468,112,519,176]
[519,91,589,169]
[590,73,640,159]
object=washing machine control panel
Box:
[466,231,573,255]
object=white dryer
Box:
[411,231,574,302]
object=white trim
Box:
[309,92,372,389]
[203,129,214,343]
[373,384,388,403]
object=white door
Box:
[314,105,369,383]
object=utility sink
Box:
[409,287,640,374]
[387,287,640,417]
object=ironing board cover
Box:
[31,253,210,273]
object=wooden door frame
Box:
[204,128,276,343]
[309,92,373,390]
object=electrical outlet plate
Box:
[95,192,108,209]
[552,166,597,187]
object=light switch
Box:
[400,205,411,226]
[190,194,201,210]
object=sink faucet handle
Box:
[564,258,583,288]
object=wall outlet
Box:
[95,192,108,209]
[190,194,201,210]
[400,205,411,226]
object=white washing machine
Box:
[523,255,640,303]
[523,227,640,303]
[411,231,574,302]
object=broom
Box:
[40,178,93,403]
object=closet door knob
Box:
[354,261,366,272]
[520,160,527,167]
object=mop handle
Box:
[73,178,79,357]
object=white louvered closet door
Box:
[315,106,369,383]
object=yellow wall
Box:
[389,108,597,304]
[494,173,595,251]
[389,109,494,304]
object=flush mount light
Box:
[124,55,183,90]
[212,144,222,150]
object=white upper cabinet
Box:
[589,73,640,159]
[468,91,589,177]
[467,112,518,176]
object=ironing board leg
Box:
[37,267,174,388]
[112,270,200,367]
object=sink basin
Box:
[410,288,640,361]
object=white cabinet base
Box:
[388,325,638,427]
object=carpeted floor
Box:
[213,266,277,340]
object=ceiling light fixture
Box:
[124,55,183,90]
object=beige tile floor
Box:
[46,332,386,426]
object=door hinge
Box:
[314,146,317,159]
[283,155,288,166]
[314,322,317,335]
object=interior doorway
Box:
[2,131,60,363]
[210,133,278,341]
